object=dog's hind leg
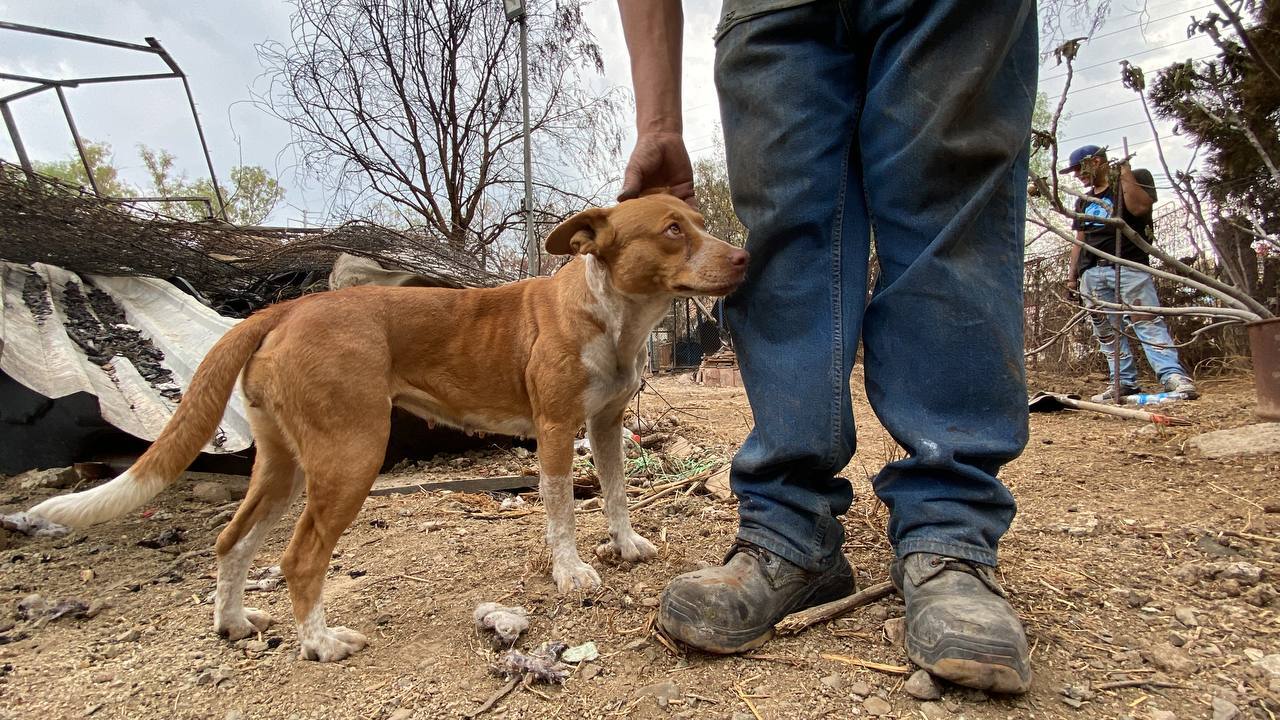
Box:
[588,411,657,564]
[213,409,302,641]
[538,421,601,592]
[281,413,389,662]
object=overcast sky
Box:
[0,0,1219,226]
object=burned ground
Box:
[0,369,1277,720]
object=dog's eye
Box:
[664,223,683,238]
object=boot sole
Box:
[906,634,1032,694]
[659,566,855,654]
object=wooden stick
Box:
[1222,530,1280,544]
[734,684,764,720]
[820,653,911,675]
[775,581,895,635]
[466,677,519,719]
[1094,679,1191,691]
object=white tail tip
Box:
[27,471,161,529]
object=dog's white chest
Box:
[580,335,644,413]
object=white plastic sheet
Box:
[0,261,252,453]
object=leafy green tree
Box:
[692,138,747,249]
[33,140,133,197]
[139,145,285,225]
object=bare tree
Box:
[257,0,624,252]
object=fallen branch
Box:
[1094,678,1191,691]
[465,677,519,719]
[819,653,910,675]
[775,581,896,635]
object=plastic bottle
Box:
[1122,391,1191,406]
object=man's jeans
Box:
[715,0,1037,571]
[1080,265,1188,387]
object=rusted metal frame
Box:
[54,86,99,195]
[146,37,228,222]
[103,195,215,219]
[0,71,177,86]
[1,102,34,179]
[0,21,155,52]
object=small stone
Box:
[1168,631,1187,647]
[1211,697,1240,720]
[1244,584,1278,607]
[920,701,950,719]
[1147,710,1176,720]
[115,629,141,643]
[17,466,78,491]
[375,614,393,626]
[579,663,600,681]
[1144,643,1198,676]
[905,670,943,700]
[242,640,269,653]
[820,674,846,692]
[1127,590,1153,608]
[863,696,893,716]
[848,680,873,697]
[1174,607,1198,627]
[388,710,413,720]
[225,712,244,720]
[1063,697,1085,709]
[91,672,113,683]
[192,481,234,504]
[883,617,906,648]
[1256,654,1280,677]
[513,447,530,459]
[633,679,681,708]
[1218,562,1263,586]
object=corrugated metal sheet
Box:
[0,261,252,453]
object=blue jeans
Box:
[1080,265,1188,387]
[716,0,1037,570]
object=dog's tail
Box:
[29,306,287,528]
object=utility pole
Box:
[504,0,537,277]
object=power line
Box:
[1040,34,1204,83]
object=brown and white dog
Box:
[28,193,748,662]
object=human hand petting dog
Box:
[619,131,697,208]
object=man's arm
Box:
[616,0,695,205]
[1068,234,1084,296]
[1119,164,1153,216]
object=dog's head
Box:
[545,194,749,297]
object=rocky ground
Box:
[1,368,1278,720]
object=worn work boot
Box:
[892,553,1032,694]
[1090,383,1140,403]
[1162,373,1199,399]
[658,541,854,654]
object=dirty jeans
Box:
[716,0,1037,570]
[1080,265,1188,388]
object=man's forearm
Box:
[1119,166,1153,215]
[1069,238,1083,281]
[617,0,683,134]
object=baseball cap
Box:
[1059,144,1107,174]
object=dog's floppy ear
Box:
[546,207,611,256]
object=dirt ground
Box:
[2,368,1278,720]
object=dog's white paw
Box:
[299,626,368,662]
[552,558,601,593]
[596,531,659,563]
[214,607,273,641]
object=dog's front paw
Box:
[596,531,659,563]
[552,557,601,593]
[299,626,368,662]
[214,607,273,641]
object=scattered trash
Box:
[498,496,526,512]
[45,599,90,623]
[16,594,49,621]
[137,527,186,549]
[490,641,570,684]
[473,602,529,647]
[1,512,71,537]
[704,465,732,502]
[560,641,598,664]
